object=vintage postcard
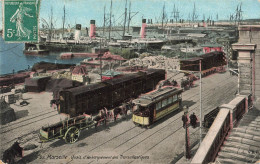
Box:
[0,0,260,164]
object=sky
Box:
[0,0,260,29]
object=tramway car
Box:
[132,86,182,127]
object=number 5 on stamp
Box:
[3,0,40,42]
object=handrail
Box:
[191,94,249,164]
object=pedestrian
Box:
[182,114,188,128]
[190,113,198,128]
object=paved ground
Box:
[0,71,238,164]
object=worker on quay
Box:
[190,112,198,128]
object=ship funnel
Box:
[202,20,206,27]
[140,19,146,39]
[75,24,81,43]
[89,20,96,39]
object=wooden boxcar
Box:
[58,69,165,117]
[132,86,182,127]
[180,51,226,73]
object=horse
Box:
[2,141,23,164]
[113,102,133,122]
[50,99,60,109]
[125,101,134,113]
[113,107,123,122]
[93,108,107,130]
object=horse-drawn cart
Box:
[39,114,96,143]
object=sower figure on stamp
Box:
[10,3,33,39]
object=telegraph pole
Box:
[199,60,202,144]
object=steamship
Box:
[111,19,166,50]
[25,23,98,53]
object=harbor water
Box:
[0,37,84,75]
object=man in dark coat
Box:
[190,112,198,128]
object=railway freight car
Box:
[180,51,226,76]
[58,69,165,117]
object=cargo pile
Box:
[122,55,180,70]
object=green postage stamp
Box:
[3,0,40,42]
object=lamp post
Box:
[199,59,202,144]
[98,53,103,82]
[185,42,188,59]
[183,106,191,159]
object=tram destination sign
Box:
[3,0,41,42]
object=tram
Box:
[132,86,183,127]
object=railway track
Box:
[103,83,236,164]
[0,110,57,131]
[1,113,59,134]
[26,73,234,164]
[3,73,236,164]
[101,78,236,164]
[84,74,235,153]
[0,70,222,134]
[57,74,236,164]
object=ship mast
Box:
[123,0,127,37]
[238,3,242,25]
[172,4,179,26]
[127,2,138,34]
[162,2,165,30]
[127,1,131,33]
[192,3,198,22]
[103,5,106,36]
[62,5,65,39]
[109,0,112,41]
[49,6,53,42]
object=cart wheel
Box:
[64,127,80,143]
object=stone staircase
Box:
[215,105,260,163]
